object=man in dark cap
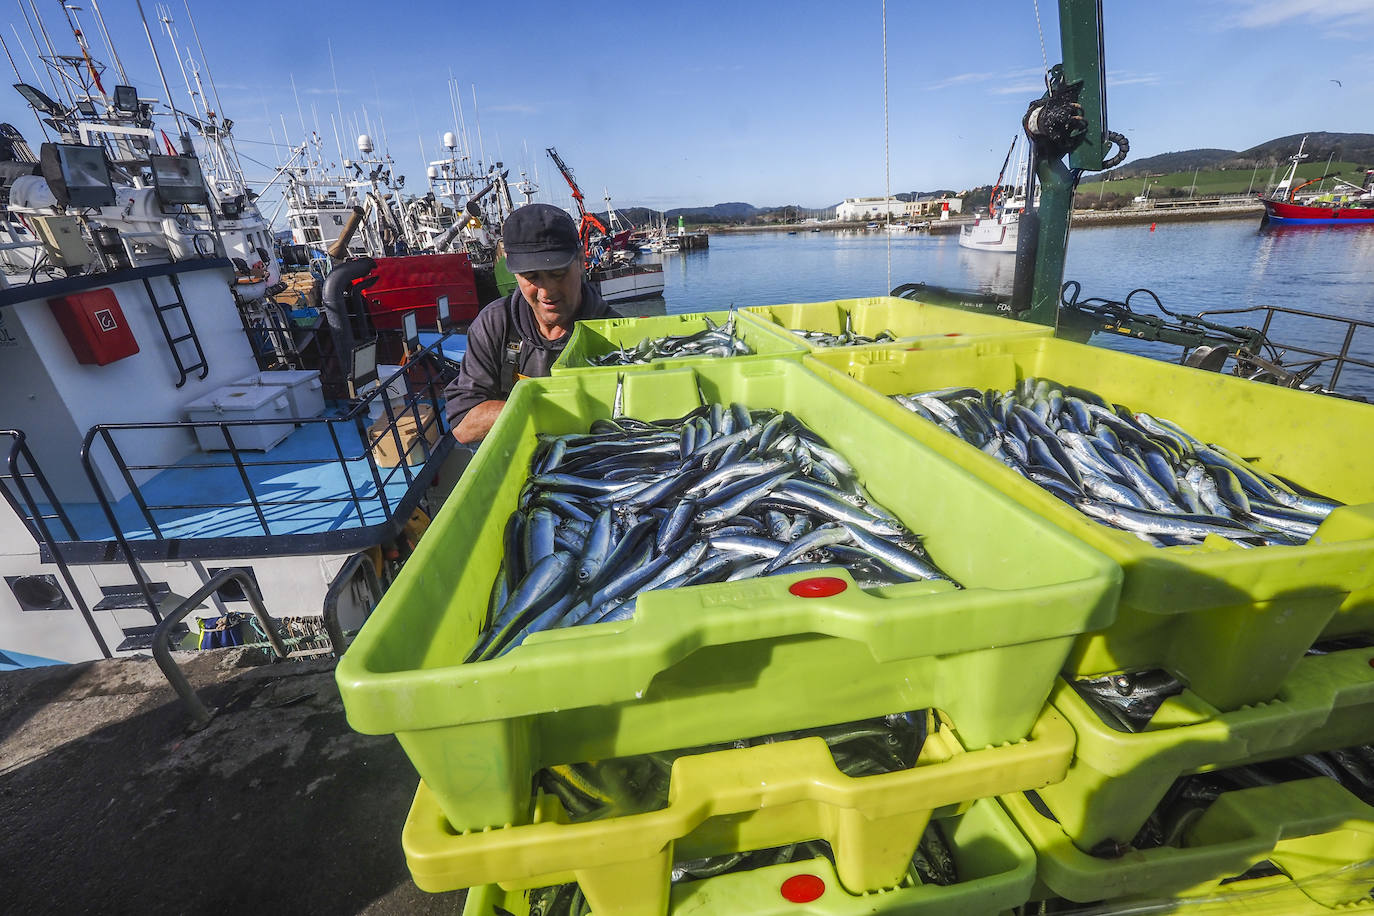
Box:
[444,203,617,443]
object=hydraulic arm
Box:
[546,147,609,269]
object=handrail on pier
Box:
[153,568,289,729]
[321,551,384,657]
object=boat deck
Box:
[60,413,429,542]
[10,400,454,563]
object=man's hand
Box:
[453,399,506,444]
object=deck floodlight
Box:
[150,154,210,206]
[15,83,64,116]
[39,142,117,208]
[113,85,138,113]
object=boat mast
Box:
[134,0,187,140]
[988,135,1017,219]
[1275,136,1308,201]
[87,0,128,86]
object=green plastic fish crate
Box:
[550,310,806,375]
[460,798,1036,916]
[336,359,1120,831]
[742,296,1052,353]
[1004,777,1374,907]
[806,336,1374,711]
[401,708,1072,908]
[1032,646,1374,852]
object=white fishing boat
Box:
[959,135,1034,254]
[545,148,665,302]
[0,5,464,667]
[593,259,666,303]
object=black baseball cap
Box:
[503,203,582,274]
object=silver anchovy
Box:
[893,378,1341,549]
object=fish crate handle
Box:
[615,569,966,665]
[1185,778,1374,907]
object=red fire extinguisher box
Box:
[47,288,139,366]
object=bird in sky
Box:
[1330,79,1342,87]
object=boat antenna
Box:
[371,68,390,156]
[135,0,187,137]
[21,0,70,106]
[329,110,342,168]
[472,84,486,170]
[87,0,128,85]
[8,23,41,86]
[881,0,890,293]
[181,0,224,120]
[453,78,472,166]
[328,39,346,162]
[0,31,50,140]
[290,72,309,144]
[156,6,199,119]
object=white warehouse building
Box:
[835,195,963,221]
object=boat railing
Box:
[76,335,456,561]
[1193,303,1374,395]
[1,429,111,658]
[153,567,289,728]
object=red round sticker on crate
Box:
[789,577,847,598]
[780,874,826,903]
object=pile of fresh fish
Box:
[786,313,897,348]
[674,817,956,888]
[538,709,933,822]
[1071,669,1186,733]
[588,312,754,365]
[790,328,896,347]
[468,400,955,662]
[893,377,1342,548]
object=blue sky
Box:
[1,0,1371,213]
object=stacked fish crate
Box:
[335,299,1374,915]
[807,331,1374,914]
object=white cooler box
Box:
[234,369,325,418]
[184,385,293,452]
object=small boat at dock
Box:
[959,135,1033,254]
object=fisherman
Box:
[444,203,617,443]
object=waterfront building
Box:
[836,195,963,221]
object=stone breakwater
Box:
[697,202,1266,235]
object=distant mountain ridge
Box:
[1105,132,1374,178]
[589,133,1374,224]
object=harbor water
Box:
[635,221,1374,399]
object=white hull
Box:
[596,265,666,303]
[0,256,462,667]
[958,217,1020,253]
[0,522,362,664]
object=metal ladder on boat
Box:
[143,274,209,388]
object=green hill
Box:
[1078,132,1373,209]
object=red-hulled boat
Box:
[1259,136,1374,225]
